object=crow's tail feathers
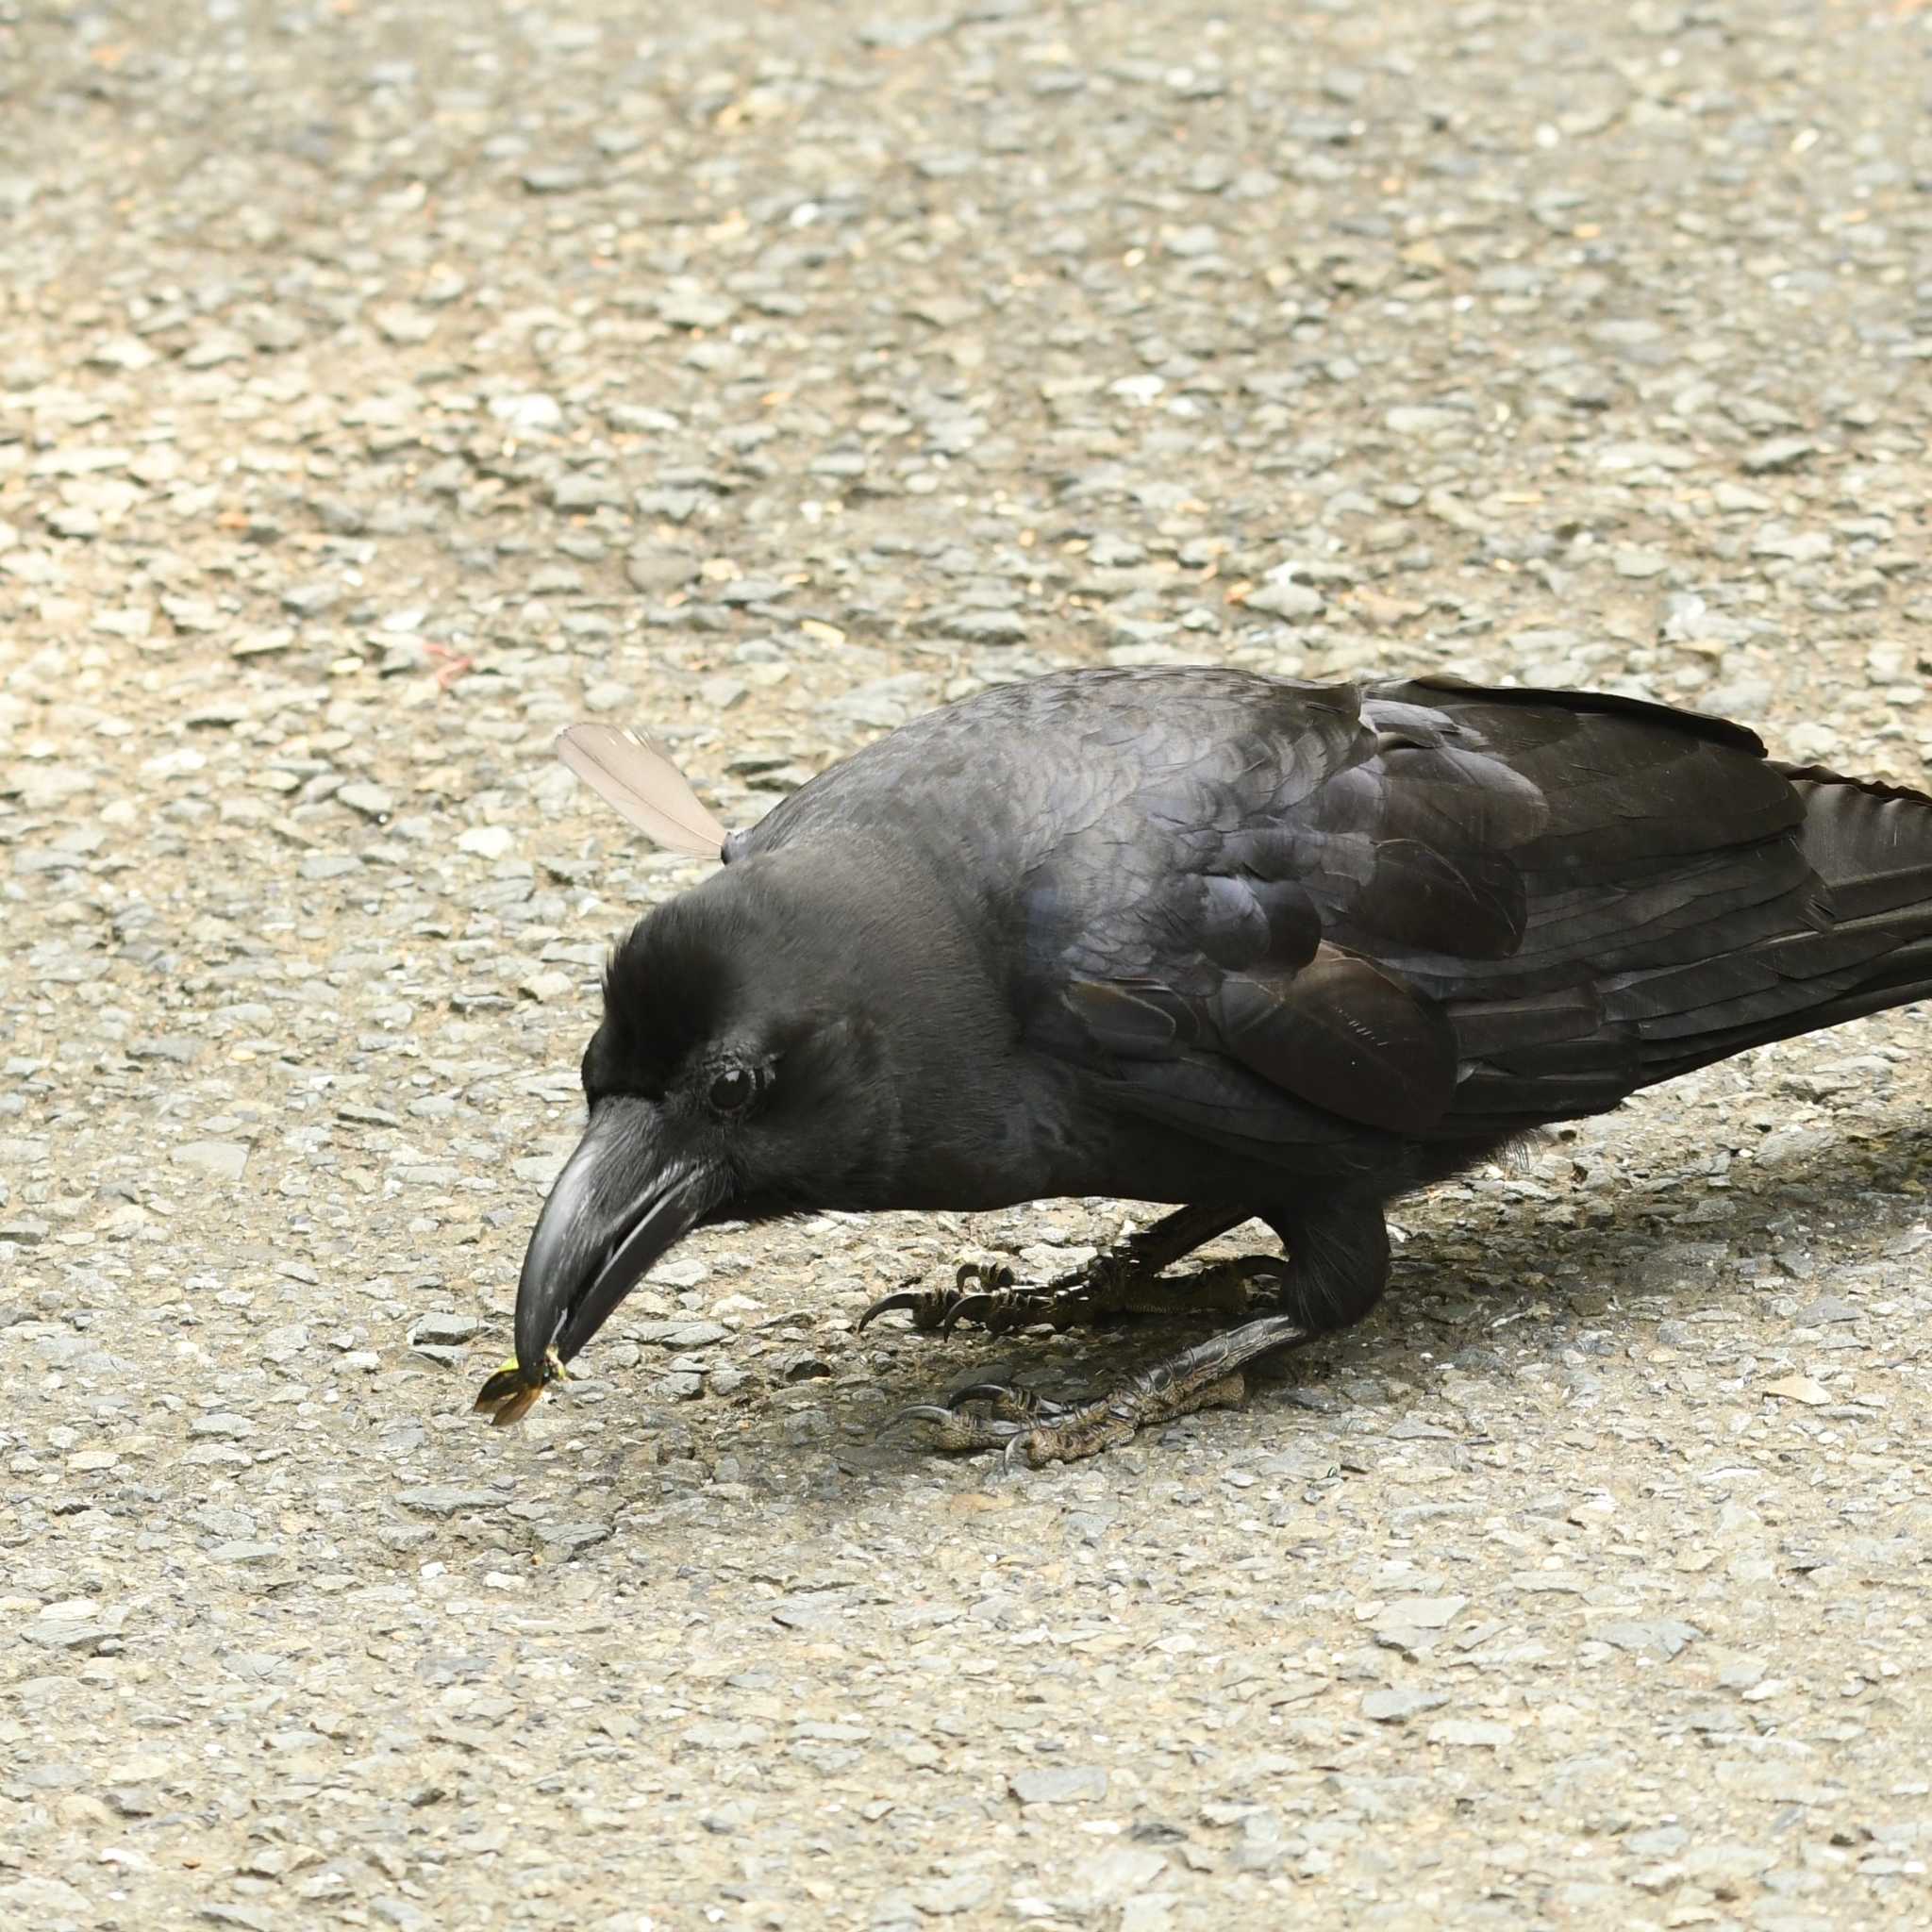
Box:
[1784,764,1932,930]
[1645,763,1932,1080]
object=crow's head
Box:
[507,856,902,1383]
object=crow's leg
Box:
[883,1196,1389,1466]
[857,1202,1251,1336]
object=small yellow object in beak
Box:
[473,1346,566,1427]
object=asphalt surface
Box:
[3,1,1931,1927]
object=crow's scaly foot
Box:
[942,1253,1283,1335]
[858,1203,1257,1338]
[881,1311,1312,1467]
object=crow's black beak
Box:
[513,1096,725,1375]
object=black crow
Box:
[476,668,1932,1461]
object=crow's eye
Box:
[708,1066,758,1115]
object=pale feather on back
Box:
[555,724,729,858]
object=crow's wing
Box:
[1039,675,1915,1145]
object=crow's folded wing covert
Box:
[1041,675,1925,1146]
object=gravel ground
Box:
[4,1,1931,1926]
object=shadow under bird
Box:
[476,668,1932,1461]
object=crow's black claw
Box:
[877,1402,960,1432]
[857,1289,926,1333]
[878,1402,1027,1453]
[954,1260,1016,1294]
[943,1380,1016,1409]
[939,1291,1001,1335]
